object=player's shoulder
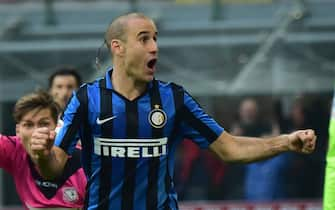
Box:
[0,134,20,144]
[0,135,23,153]
[156,79,185,91]
[75,77,104,97]
[79,77,102,90]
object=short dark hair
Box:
[48,66,82,89]
[13,90,60,124]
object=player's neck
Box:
[112,68,147,101]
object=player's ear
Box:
[111,39,125,56]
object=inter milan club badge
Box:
[148,104,167,128]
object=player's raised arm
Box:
[31,127,68,179]
[209,129,316,163]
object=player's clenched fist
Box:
[31,127,56,160]
[287,129,317,154]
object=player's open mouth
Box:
[147,58,157,70]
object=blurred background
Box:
[0,0,334,209]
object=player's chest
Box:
[89,94,178,137]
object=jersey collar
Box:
[105,67,113,89]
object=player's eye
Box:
[56,84,64,89]
[141,36,150,43]
[39,121,50,127]
[23,122,34,128]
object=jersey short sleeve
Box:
[179,90,224,149]
[55,87,85,155]
[0,135,19,173]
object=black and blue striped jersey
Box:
[55,68,224,210]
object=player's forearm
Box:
[35,147,66,179]
[232,135,290,163]
[210,132,290,163]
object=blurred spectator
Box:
[177,139,227,200]
[48,66,82,113]
[286,96,328,199]
[231,98,290,201]
[48,66,82,134]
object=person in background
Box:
[0,90,86,209]
[177,138,227,200]
[48,66,82,112]
[232,98,290,201]
[48,66,82,132]
[286,97,327,199]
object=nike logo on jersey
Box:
[96,116,117,125]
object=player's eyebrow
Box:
[22,117,50,123]
[136,31,158,37]
[21,120,32,123]
[38,117,51,121]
